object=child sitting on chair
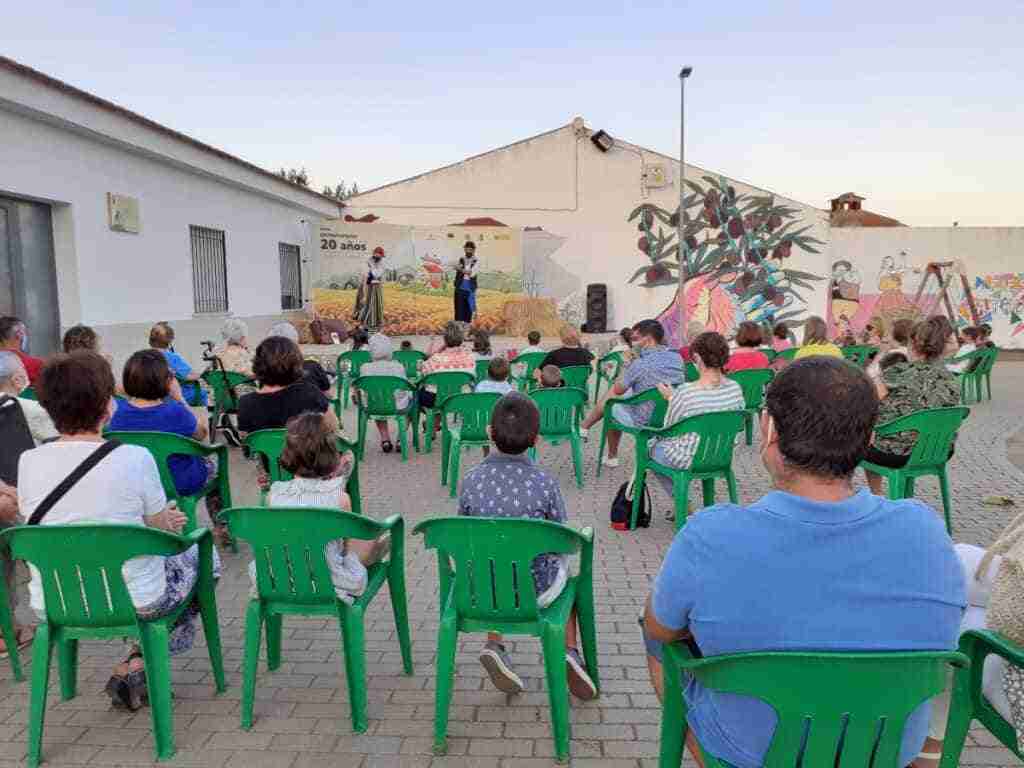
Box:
[251,412,387,603]
[458,393,596,700]
[475,356,515,395]
[538,364,564,389]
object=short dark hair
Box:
[690,331,730,370]
[400,340,413,350]
[619,327,633,346]
[38,352,115,435]
[0,316,24,344]
[63,324,99,353]
[735,321,763,348]
[980,323,992,336]
[490,393,539,454]
[891,318,914,345]
[527,331,541,345]
[148,321,174,349]
[773,322,789,341]
[766,357,878,479]
[350,328,369,350]
[472,329,492,355]
[802,316,829,345]
[280,412,341,479]
[488,356,510,382]
[443,321,464,349]
[961,326,979,342]
[122,349,172,400]
[879,351,908,371]
[253,336,304,386]
[911,317,950,361]
[632,319,665,344]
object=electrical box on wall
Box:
[643,163,671,189]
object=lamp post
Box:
[677,66,693,345]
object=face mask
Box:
[19,332,28,353]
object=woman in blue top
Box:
[148,321,207,406]
[109,350,224,535]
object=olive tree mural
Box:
[629,175,825,344]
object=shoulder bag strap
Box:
[28,440,122,526]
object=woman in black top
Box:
[453,241,478,323]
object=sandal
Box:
[104,650,146,711]
[381,440,394,454]
[0,625,34,659]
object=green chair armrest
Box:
[961,629,1024,665]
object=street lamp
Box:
[677,66,693,345]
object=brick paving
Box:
[3,362,1024,767]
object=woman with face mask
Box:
[355,246,387,331]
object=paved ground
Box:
[3,363,1024,767]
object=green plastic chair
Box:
[950,348,987,404]
[224,506,412,734]
[394,349,426,381]
[975,346,998,402]
[243,429,362,517]
[474,358,491,384]
[659,643,969,768]
[759,348,778,364]
[413,517,599,764]
[942,629,1024,767]
[440,392,501,498]
[560,365,592,405]
[201,369,255,431]
[727,368,775,446]
[2,524,225,765]
[335,350,371,412]
[775,347,799,362]
[684,362,699,383]
[594,351,624,402]
[175,375,206,407]
[859,406,969,534]
[529,387,587,489]
[596,388,670,480]
[352,375,419,461]
[18,385,37,401]
[105,431,233,541]
[841,344,878,367]
[636,410,745,531]
[0,559,24,680]
[418,371,476,454]
[510,351,547,392]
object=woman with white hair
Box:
[355,333,409,454]
[267,321,332,394]
[217,318,253,375]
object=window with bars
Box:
[189,225,229,314]
[279,242,302,310]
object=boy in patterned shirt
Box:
[458,393,596,700]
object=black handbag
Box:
[610,478,651,530]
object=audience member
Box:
[268,322,332,393]
[610,327,634,355]
[400,340,413,351]
[62,324,100,354]
[538,327,594,373]
[931,314,959,358]
[678,321,706,362]
[237,336,337,434]
[579,319,683,467]
[148,321,206,406]
[978,323,995,348]
[0,351,57,444]
[459,393,596,700]
[650,332,744,501]
[724,322,770,373]
[878,350,909,371]
[0,316,43,385]
[771,322,792,352]
[519,330,545,355]
[357,333,411,454]
[420,322,476,375]
[867,317,914,379]
[19,352,216,711]
[946,326,979,374]
[861,317,886,346]
[0,478,26,658]
[251,412,387,602]
[642,357,965,768]
[539,364,564,389]
[350,328,370,351]
[476,357,515,395]
[216,318,254,376]
[864,317,960,495]
[472,329,493,360]
[794,316,843,359]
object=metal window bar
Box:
[279,242,302,310]
[190,225,228,314]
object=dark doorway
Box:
[0,197,60,356]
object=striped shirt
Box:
[655,380,745,469]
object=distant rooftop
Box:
[829,192,904,228]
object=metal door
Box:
[0,198,60,355]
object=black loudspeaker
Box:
[586,283,608,334]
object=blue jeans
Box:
[648,441,676,497]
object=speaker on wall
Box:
[585,283,607,334]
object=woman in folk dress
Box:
[356,246,387,331]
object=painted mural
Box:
[959,272,1024,346]
[311,219,574,336]
[628,175,825,346]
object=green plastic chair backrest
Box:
[336,350,371,378]
[223,506,390,606]
[104,431,208,502]
[510,352,546,380]
[414,517,585,622]
[393,349,426,379]
[727,368,775,411]
[842,345,878,367]
[976,346,998,375]
[597,351,623,381]
[441,392,501,443]
[244,428,358,485]
[685,362,699,382]
[530,387,586,438]
[200,370,254,411]
[671,648,967,768]
[614,387,670,429]
[874,406,969,469]
[19,385,37,401]
[560,365,591,392]
[419,371,475,407]
[759,348,778,364]
[474,358,491,383]
[2,524,192,629]
[352,375,414,416]
[663,411,746,472]
[776,347,799,362]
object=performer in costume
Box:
[356,246,386,331]
[453,241,478,323]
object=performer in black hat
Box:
[453,241,478,323]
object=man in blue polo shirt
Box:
[579,318,682,467]
[643,356,965,768]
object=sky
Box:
[4,2,1023,226]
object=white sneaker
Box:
[601,455,620,468]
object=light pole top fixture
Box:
[680,66,693,79]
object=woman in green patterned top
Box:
[864,316,960,495]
